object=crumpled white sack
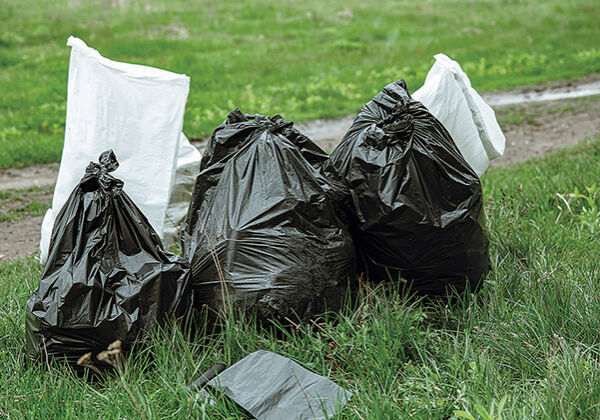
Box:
[40,36,200,263]
[413,53,505,177]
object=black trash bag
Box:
[26,150,192,366]
[329,80,489,294]
[181,109,355,321]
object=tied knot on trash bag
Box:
[229,109,294,133]
[367,102,414,150]
[365,81,414,150]
[380,104,414,136]
[245,112,294,134]
[82,149,123,196]
[265,115,294,134]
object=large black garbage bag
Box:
[26,150,192,366]
[181,109,355,321]
[329,80,489,294]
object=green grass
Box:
[2,137,600,418]
[1,0,599,168]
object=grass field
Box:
[1,0,599,168]
[2,136,600,418]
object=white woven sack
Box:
[413,54,505,177]
[40,37,200,262]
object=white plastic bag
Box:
[413,54,505,177]
[40,37,200,262]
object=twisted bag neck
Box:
[365,101,414,150]
[227,108,313,150]
[238,110,294,134]
[82,149,124,196]
[379,102,414,139]
[361,80,415,149]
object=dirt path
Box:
[492,97,600,166]
[0,216,44,261]
[1,89,599,261]
[295,92,600,156]
[0,163,59,191]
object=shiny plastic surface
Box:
[206,350,352,420]
[26,150,192,365]
[181,109,355,320]
[330,81,489,293]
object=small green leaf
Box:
[454,410,477,420]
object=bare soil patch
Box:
[0,163,58,191]
[484,75,600,106]
[492,95,600,166]
[0,216,44,261]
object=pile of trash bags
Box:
[27,37,505,368]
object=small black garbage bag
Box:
[181,109,355,321]
[329,80,489,294]
[26,150,192,366]
[193,350,352,420]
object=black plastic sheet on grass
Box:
[197,350,352,420]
